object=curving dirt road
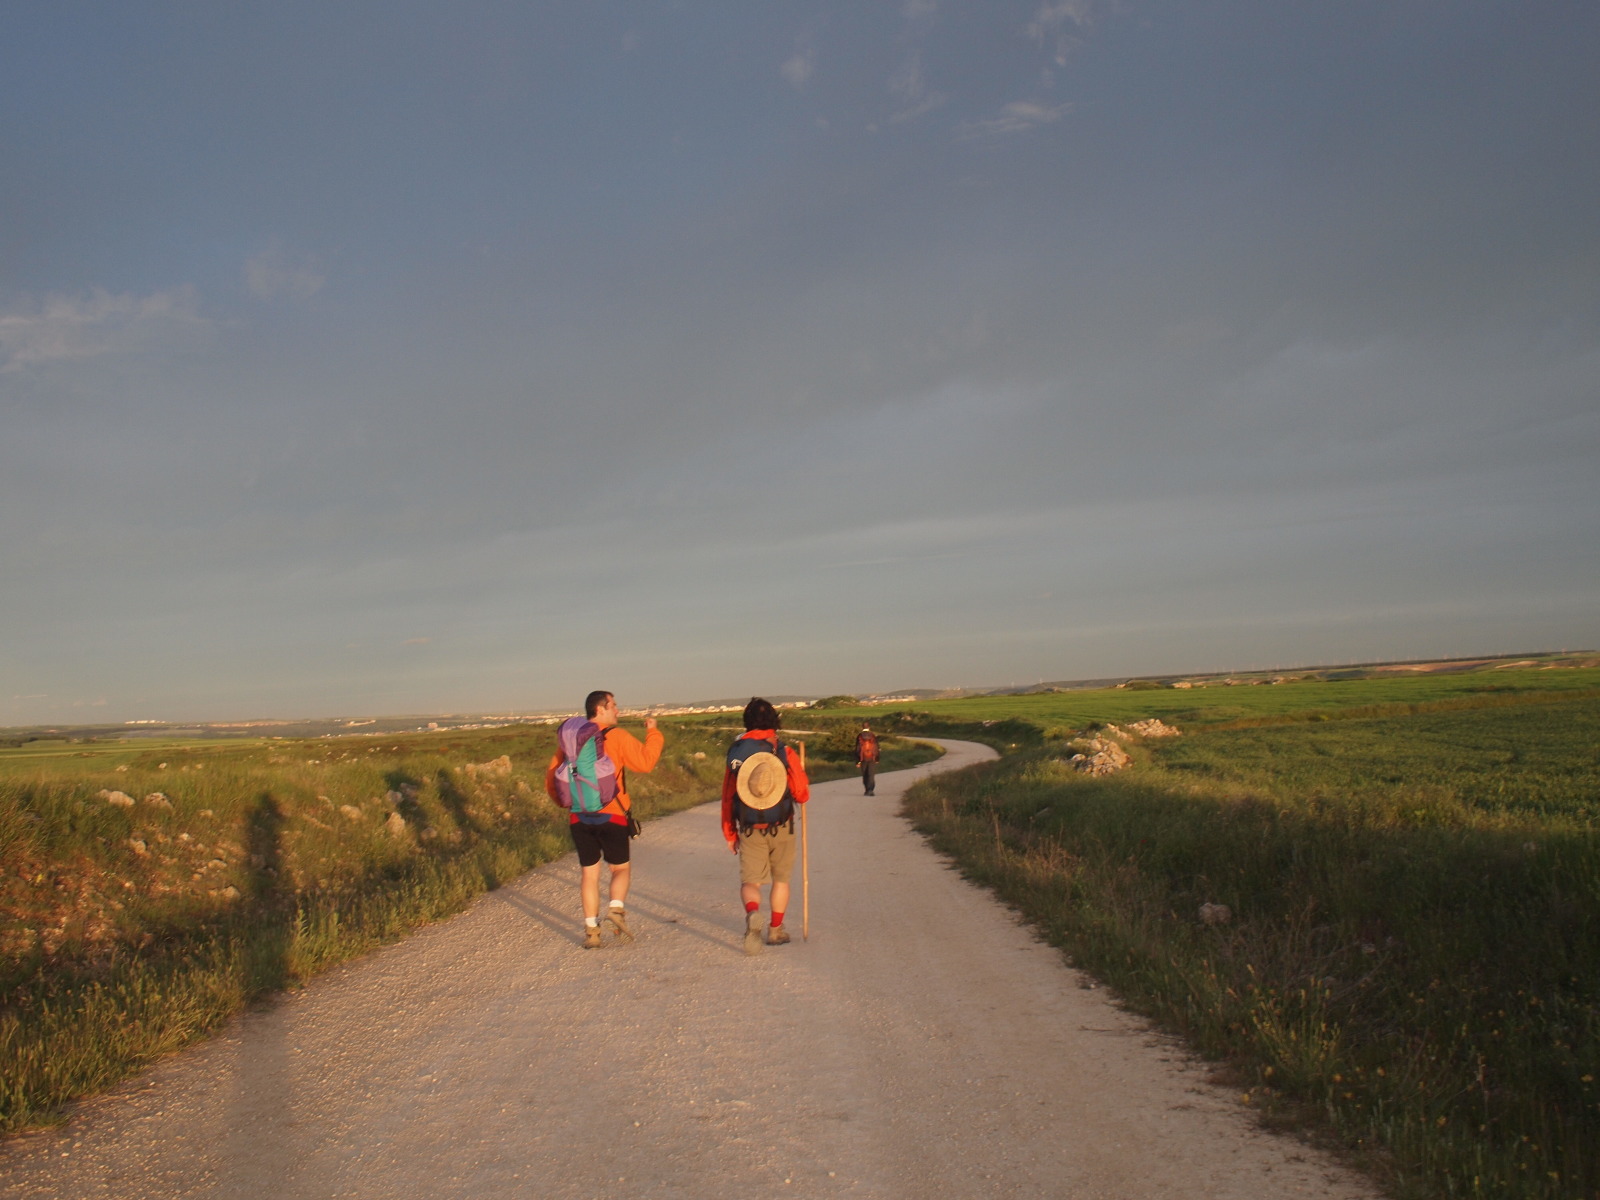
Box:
[1,740,1379,1199]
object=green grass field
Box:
[0,720,935,1132]
[894,668,1600,1200]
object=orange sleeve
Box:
[785,745,811,804]
[544,751,562,803]
[604,725,663,773]
[721,768,739,848]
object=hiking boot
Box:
[608,906,633,942]
[583,924,603,950]
[766,924,791,946]
[744,910,765,956]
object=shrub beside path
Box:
[0,741,1378,1199]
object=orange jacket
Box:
[720,729,810,849]
[545,722,664,826]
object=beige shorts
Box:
[738,824,798,886]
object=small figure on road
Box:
[855,724,879,796]
[722,697,810,955]
[546,690,663,949]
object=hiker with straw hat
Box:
[721,697,811,955]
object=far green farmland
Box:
[872,665,1600,731]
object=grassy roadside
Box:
[899,682,1600,1199]
[0,723,935,1133]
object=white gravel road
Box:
[1,740,1379,1199]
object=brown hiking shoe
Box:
[744,910,765,956]
[608,906,633,942]
[767,924,791,946]
[583,924,603,950]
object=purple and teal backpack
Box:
[553,716,619,822]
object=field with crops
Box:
[0,720,934,1132]
[882,668,1600,1200]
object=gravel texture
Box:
[0,739,1379,1199]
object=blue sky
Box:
[3,1,1597,723]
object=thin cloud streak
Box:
[0,287,208,371]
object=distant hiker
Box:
[855,725,879,796]
[545,690,663,949]
[722,697,810,955]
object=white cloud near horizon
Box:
[0,287,207,371]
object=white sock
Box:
[585,916,600,927]
[609,899,625,910]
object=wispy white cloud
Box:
[1028,1,1098,66]
[888,50,945,123]
[956,99,1071,138]
[0,286,207,371]
[245,244,325,301]
[781,46,814,87]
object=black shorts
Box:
[570,820,631,867]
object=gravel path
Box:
[1,740,1379,1199]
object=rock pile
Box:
[1127,719,1181,738]
[1067,719,1182,775]
[1069,737,1131,776]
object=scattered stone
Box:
[339,805,363,821]
[1199,902,1232,926]
[694,752,706,760]
[128,838,148,856]
[198,809,214,819]
[207,858,227,870]
[114,764,129,773]
[385,812,407,837]
[99,789,136,807]
[157,763,167,769]
[220,886,240,900]
[386,790,405,806]
[144,792,173,809]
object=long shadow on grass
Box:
[216,792,296,1195]
[434,769,485,842]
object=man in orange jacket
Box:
[545,690,663,949]
[722,697,810,954]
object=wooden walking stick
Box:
[800,741,809,941]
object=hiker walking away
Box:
[855,724,880,796]
[545,690,663,949]
[722,697,811,955]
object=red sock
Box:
[745,901,759,914]
[771,910,785,928]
